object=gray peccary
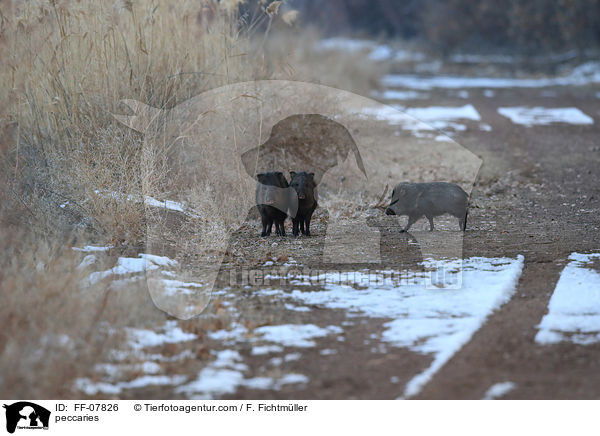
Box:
[289,171,317,236]
[256,172,291,236]
[385,182,469,232]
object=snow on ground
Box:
[482,381,516,399]
[127,321,197,350]
[88,253,177,284]
[497,107,594,126]
[315,38,425,62]
[75,375,187,396]
[76,255,525,399]
[175,347,310,399]
[372,89,429,100]
[536,253,600,345]
[405,104,481,123]
[258,256,524,399]
[361,104,483,136]
[93,190,196,215]
[254,324,343,348]
[381,62,600,89]
[72,245,114,252]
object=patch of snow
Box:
[361,104,480,135]
[77,254,97,269]
[161,279,203,296]
[536,253,600,345]
[138,253,178,267]
[270,256,524,399]
[127,321,197,350]
[368,44,393,61]
[394,50,427,63]
[284,303,312,312]
[241,377,275,390]
[498,107,593,126]
[449,53,515,64]
[315,38,376,52]
[319,348,337,356]
[75,374,186,395]
[315,38,425,63]
[120,375,186,389]
[254,324,343,348]
[212,349,247,371]
[284,353,302,362]
[88,253,177,284]
[251,345,284,356]
[93,189,195,215]
[74,379,122,396]
[405,104,481,122]
[382,62,600,89]
[483,89,495,97]
[278,373,309,385]
[373,89,429,100]
[176,367,243,399]
[72,245,113,252]
[269,357,283,366]
[482,381,516,399]
[143,196,185,212]
[176,346,307,398]
[207,323,248,344]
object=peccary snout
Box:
[289,171,318,236]
[386,182,469,232]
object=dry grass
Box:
[0,0,385,397]
[0,226,167,398]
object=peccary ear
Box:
[289,171,296,178]
[256,173,265,182]
[308,172,315,178]
[276,172,288,185]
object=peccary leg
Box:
[304,211,314,236]
[401,215,418,233]
[266,219,273,236]
[292,218,300,236]
[277,220,286,236]
[300,220,306,235]
[261,216,268,237]
[427,215,435,231]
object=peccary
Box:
[289,171,317,236]
[385,182,468,232]
[256,172,291,236]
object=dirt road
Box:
[75,70,600,400]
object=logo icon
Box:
[113,80,481,319]
[3,402,50,434]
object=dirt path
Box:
[77,77,600,400]
[415,89,600,398]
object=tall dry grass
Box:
[0,0,265,244]
[0,0,385,397]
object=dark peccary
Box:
[385,182,469,232]
[256,172,290,237]
[289,171,317,236]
